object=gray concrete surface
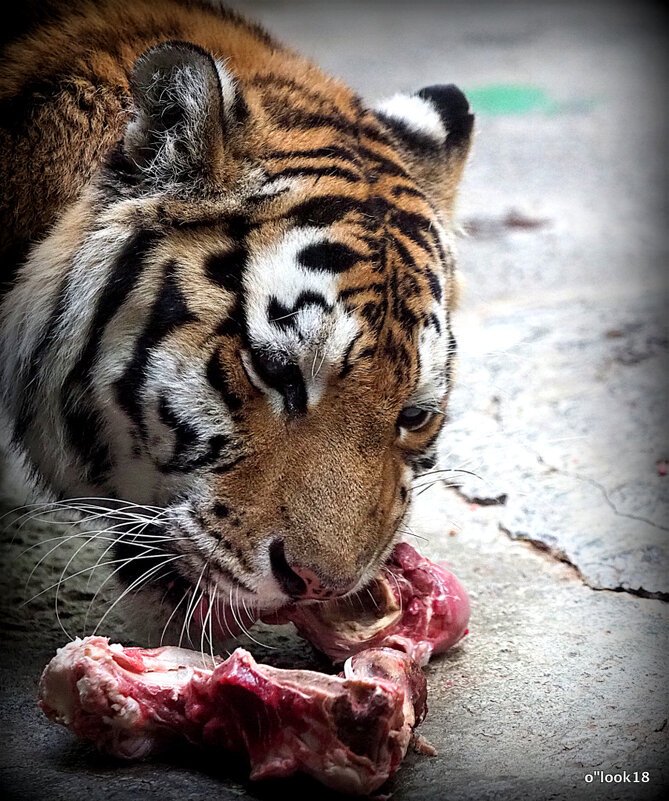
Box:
[1,1,668,800]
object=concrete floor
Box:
[1,1,667,799]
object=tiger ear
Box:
[374,84,474,217]
[123,41,246,184]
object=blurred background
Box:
[1,2,667,799]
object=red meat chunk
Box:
[39,637,427,796]
[267,542,470,666]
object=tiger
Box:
[0,0,473,639]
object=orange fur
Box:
[0,0,472,595]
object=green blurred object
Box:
[465,84,556,115]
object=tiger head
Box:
[1,41,473,622]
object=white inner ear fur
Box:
[213,58,239,116]
[375,93,448,143]
[125,53,237,182]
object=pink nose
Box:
[269,539,351,600]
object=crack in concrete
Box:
[450,485,508,507]
[533,453,669,534]
[442,448,668,600]
[497,521,584,573]
[591,585,669,602]
[497,522,669,601]
[503,443,668,597]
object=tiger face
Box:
[0,34,473,621]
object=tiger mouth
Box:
[111,514,401,643]
[164,575,395,645]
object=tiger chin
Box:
[0,0,474,645]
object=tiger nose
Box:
[269,539,351,600]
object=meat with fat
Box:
[39,637,427,796]
[267,542,470,666]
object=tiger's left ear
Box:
[122,41,248,186]
[374,84,474,217]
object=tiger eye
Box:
[397,407,432,431]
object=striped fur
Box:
[0,0,473,615]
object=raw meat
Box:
[39,637,427,796]
[38,544,469,792]
[267,542,470,666]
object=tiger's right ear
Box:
[374,84,474,218]
[123,40,247,185]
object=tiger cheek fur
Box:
[0,0,473,616]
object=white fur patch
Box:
[414,300,449,404]
[243,227,359,408]
[213,58,238,114]
[375,93,448,143]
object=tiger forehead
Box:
[160,179,450,366]
[236,190,449,397]
[118,91,453,401]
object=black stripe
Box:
[248,74,344,111]
[231,86,249,126]
[66,231,157,385]
[270,107,358,137]
[426,270,443,302]
[298,241,365,273]
[267,291,333,330]
[13,273,70,442]
[359,119,398,148]
[205,246,248,293]
[157,396,239,474]
[64,404,113,484]
[62,230,157,482]
[390,184,429,201]
[357,144,412,179]
[433,225,448,266]
[225,214,254,241]
[245,187,291,205]
[388,234,419,274]
[390,261,420,331]
[264,145,363,167]
[359,300,385,329]
[266,165,360,183]
[157,395,198,469]
[423,425,445,455]
[338,281,386,300]
[215,313,243,339]
[395,341,412,384]
[160,437,234,474]
[287,195,374,228]
[339,331,364,378]
[390,207,438,254]
[376,113,442,156]
[392,235,442,310]
[206,348,243,412]
[415,453,437,472]
[212,453,248,474]
[115,260,197,440]
[358,346,377,361]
